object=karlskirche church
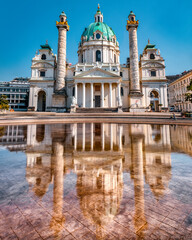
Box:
[28,6,168,112]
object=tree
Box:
[0,95,9,110]
[0,127,5,137]
[185,80,192,103]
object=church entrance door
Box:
[37,91,46,111]
[95,95,101,107]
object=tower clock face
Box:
[96,33,101,39]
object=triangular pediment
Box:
[74,67,120,79]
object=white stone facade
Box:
[28,8,168,112]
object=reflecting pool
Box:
[0,123,192,240]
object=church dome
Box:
[77,5,120,64]
[82,22,115,41]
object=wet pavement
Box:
[0,123,192,239]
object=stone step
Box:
[76,108,118,113]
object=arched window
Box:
[96,33,101,39]
[150,90,159,98]
[96,50,101,62]
[114,54,116,63]
[150,53,155,59]
[131,17,134,21]
[61,17,64,22]
[41,54,46,60]
[98,16,100,22]
[81,54,83,63]
[121,87,124,96]
[151,70,156,77]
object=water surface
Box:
[0,123,192,240]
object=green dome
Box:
[82,22,115,41]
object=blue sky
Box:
[0,0,191,82]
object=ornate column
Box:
[82,83,86,108]
[56,12,69,91]
[126,12,140,93]
[101,83,104,107]
[126,11,144,111]
[91,83,94,108]
[109,83,113,107]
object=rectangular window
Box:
[40,71,45,77]
[151,71,156,77]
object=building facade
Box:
[168,70,192,112]
[0,78,30,111]
[28,6,168,112]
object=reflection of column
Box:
[102,123,105,151]
[110,124,113,150]
[51,141,64,230]
[131,134,147,234]
[82,123,85,151]
[91,123,94,151]
[83,83,86,108]
[109,83,112,107]
[74,124,77,151]
[91,83,94,108]
[119,125,123,151]
[101,83,104,107]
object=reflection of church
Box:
[28,5,168,112]
[24,122,172,238]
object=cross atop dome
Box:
[95,4,103,22]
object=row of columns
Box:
[74,82,121,108]
[73,123,123,151]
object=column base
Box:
[118,106,123,113]
[70,105,78,113]
[51,93,67,112]
[129,92,146,112]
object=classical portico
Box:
[73,68,122,109]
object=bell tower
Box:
[55,11,69,92]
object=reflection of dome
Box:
[82,22,115,41]
[75,159,123,238]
